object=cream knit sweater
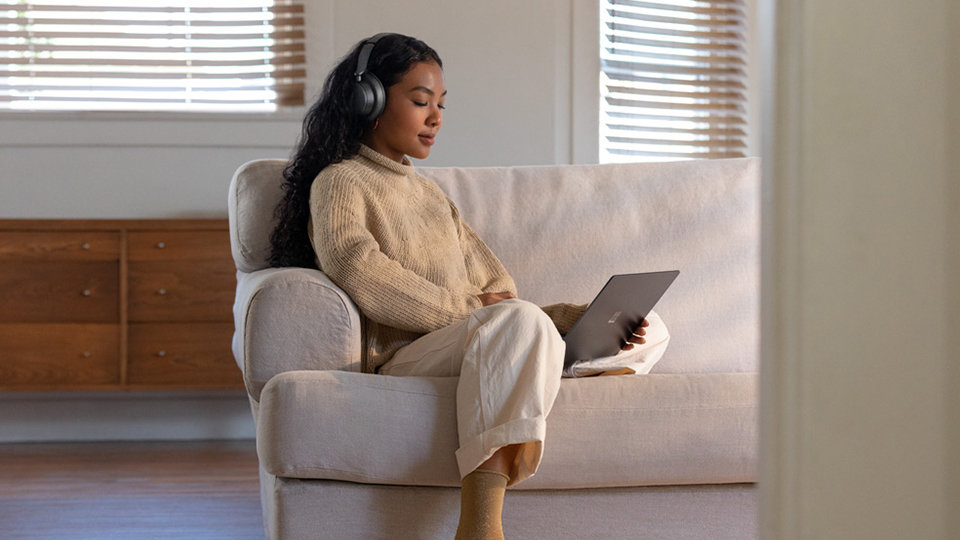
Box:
[309,145,584,373]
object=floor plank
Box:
[0,440,263,540]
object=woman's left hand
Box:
[620,318,650,351]
[477,291,516,306]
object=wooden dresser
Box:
[0,219,242,390]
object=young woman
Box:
[270,33,654,539]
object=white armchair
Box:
[229,157,760,539]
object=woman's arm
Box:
[447,198,590,334]
[539,302,588,336]
[311,170,482,334]
[453,202,518,297]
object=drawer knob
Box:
[81,289,92,297]
[156,242,166,249]
[157,288,167,296]
[157,350,167,357]
[81,243,91,250]
[82,351,92,358]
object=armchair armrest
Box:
[233,267,362,401]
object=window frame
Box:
[0,1,307,116]
[571,0,758,164]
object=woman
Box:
[269,33,653,539]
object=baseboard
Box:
[0,391,255,443]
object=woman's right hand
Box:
[477,291,516,306]
[621,318,650,351]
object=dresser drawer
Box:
[0,231,120,261]
[127,260,235,322]
[127,231,232,261]
[0,324,120,387]
[127,323,240,386]
[0,219,234,391]
[0,262,120,323]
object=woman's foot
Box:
[455,468,509,540]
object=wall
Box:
[761,0,954,538]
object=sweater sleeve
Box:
[310,170,482,334]
[452,201,518,297]
[540,302,588,336]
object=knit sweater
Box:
[308,145,585,373]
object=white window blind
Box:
[1,0,305,112]
[600,0,748,161]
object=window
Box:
[1,0,305,112]
[600,0,748,161]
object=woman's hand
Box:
[477,291,516,306]
[620,318,650,351]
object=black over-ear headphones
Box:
[352,33,391,122]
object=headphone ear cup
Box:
[352,73,385,122]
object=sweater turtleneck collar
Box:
[358,145,416,178]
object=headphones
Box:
[351,33,391,122]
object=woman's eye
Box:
[438,104,446,110]
[413,101,427,107]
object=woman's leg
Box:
[385,299,564,481]
[382,300,564,476]
[477,444,521,476]
[455,299,563,539]
[453,299,564,485]
[381,299,565,538]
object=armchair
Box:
[229,157,760,539]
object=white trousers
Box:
[379,299,564,486]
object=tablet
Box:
[562,270,679,371]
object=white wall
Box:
[761,0,957,538]
[328,0,577,167]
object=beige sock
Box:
[455,468,509,540]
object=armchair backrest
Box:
[228,159,286,274]
[229,157,760,373]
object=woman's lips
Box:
[418,134,435,145]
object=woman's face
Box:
[365,60,445,163]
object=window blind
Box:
[600,0,748,161]
[1,0,306,112]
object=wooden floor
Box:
[0,440,263,540]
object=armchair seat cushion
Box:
[256,370,757,490]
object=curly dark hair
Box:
[268,33,443,268]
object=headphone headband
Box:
[354,33,392,81]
